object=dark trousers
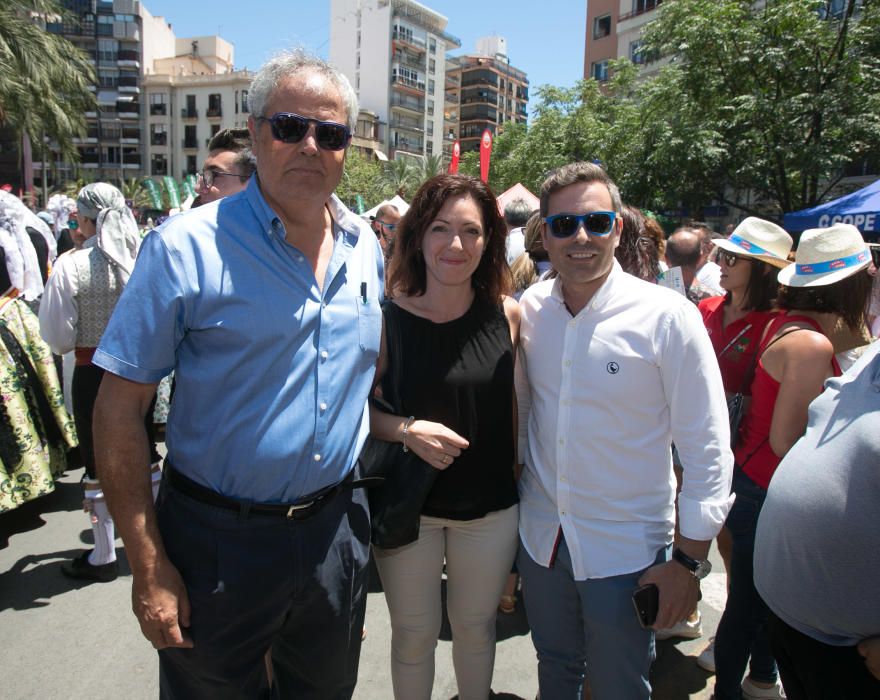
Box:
[768,614,880,700]
[72,364,159,479]
[714,469,778,699]
[155,473,371,700]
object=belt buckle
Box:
[286,500,315,519]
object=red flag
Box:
[448,140,460,173]
[479,129,493,183]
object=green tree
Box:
[337,150,395,210]
[0,0,96,165]
[382,157,418,198]
[641,0,880,216]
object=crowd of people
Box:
[1,47,878,700]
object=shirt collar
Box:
[549,258,623,313]
[244,174,369,242]
[82,235,98,250]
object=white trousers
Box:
[374,504,519,700]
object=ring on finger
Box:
[441,454,449,464]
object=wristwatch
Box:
[672,548,712,580]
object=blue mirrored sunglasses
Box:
[544,211,617,238]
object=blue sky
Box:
[143,0,587,105]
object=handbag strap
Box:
[380,301,406,413]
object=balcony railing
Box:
[151,163,168,176]
[181,108,198,119]
[150,103,167,116]
[206,106,222,118]
[151,134,167,146]
[619,0,662,23]
[182,138,199,149]
[390,96,425,113]
[391,75,426,93]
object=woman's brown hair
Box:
[388,174,512,302]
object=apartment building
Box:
[447,37,529,153]
[330,0,461,161]
[43,0,146,186]
[583,0,663,82]
[141,18,252,181]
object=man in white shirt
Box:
[515,162,734,699]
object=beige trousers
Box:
[374,504,519,700]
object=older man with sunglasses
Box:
[515,162,733,699]
[90,50,383,698]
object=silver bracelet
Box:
[401,416,415,453]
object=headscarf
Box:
[0,191,55,299]
[76,183,140,285]
[45,193,77,238]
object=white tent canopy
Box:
[362,194,410,221]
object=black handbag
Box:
[358,302,438,549]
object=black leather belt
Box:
[164,463,381,520]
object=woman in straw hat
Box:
[690,217,793,677]
[713,223,873,700]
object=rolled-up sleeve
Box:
[660,302,735,541]
[93,231,186,384]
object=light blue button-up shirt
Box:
[94,177,384,502]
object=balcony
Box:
[123,154,141,166]
[121,128,140,144]
[117,49,140,68]
[390,96,425,115]
[393,53,425,71]
[393,139,423,157]
[206,106,222,118]
[118,76,139,94]
[151,133,167,146]
[151,162,168,176]
[392,30,426,53]
[182,138,199,150]
[181,108,198,119]
[150,103,167,116]
[117,102,140,119]
[444,92,459,104]
[390,119,423,134]
[391,75,425,95]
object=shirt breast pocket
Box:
[357,299,381,361]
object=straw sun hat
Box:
[712,217,793,269]
[777,223,870,288]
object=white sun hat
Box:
[712,217,793,269]
[777,223,870,287]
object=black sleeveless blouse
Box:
[382,299,518,520]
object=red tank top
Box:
[734,313,841,490]
[699,296,776,394]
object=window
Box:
[593,14,611,39]
[240,90,249,113]
[357,31,361,48]
[427,141,433,155]
[428,79,435,96]
[629,40,657,65]
[207,93,222,117]
[427,99,434,116]
[184,125,197,149]
[591,60,609,82]
[186,155,198,175]
[633,0,661,13]
[149,92,167,116]
[211,124,220,137]
[151,154,168,176]
[429,58,436,73]
[235,90,239,114]
[150,124,167,146]
[429,38,436,54]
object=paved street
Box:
[1,465,724,699]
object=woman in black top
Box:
[370,174,520,700]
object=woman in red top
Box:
[699,217,794,396]
[714,223,874,700]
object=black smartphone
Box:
[632,584,659,629]
[869,243,880,268]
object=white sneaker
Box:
[697,636,716,673]
[655,611,703,640]
[741,677,786,699]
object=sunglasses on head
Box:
[543,211,617,238]
[256,112,352,151]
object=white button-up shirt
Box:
[516,261,734,580]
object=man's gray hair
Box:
[540,162,622,217]
[504,198,533,228]
[249,49,358,131]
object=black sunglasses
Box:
[719,251,745,267]
[256,112,351,151]
[198,168,243,188]
[544,211,617,238]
